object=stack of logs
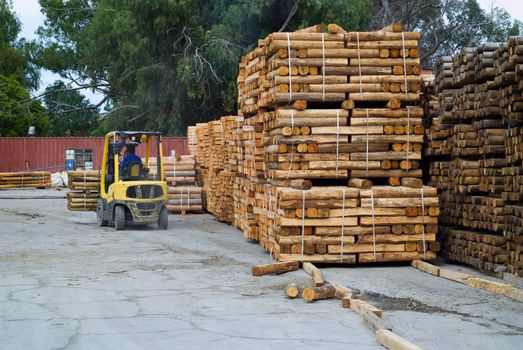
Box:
[187,126,197,156]
[152,155,203,214]
[425,36,523,275]
[0,171,51,189]
[66,170,99,211]
[262,185,439,263]
[191,23,441,264]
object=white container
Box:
[65,150,75,160]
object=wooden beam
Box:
[411,260,440,276]
[376,329,423,350]
[348,299,383,317]
[251,261,299,276]
[302,262,325,286]
[363,310,393,332]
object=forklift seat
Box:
[121,162,148,180]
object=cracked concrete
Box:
[0,189,522,349]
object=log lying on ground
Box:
[302,284,336,302]
[285,283,300,298]
[251,261,300,276]
[376,329,423,350]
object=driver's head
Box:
[127,145,136,155]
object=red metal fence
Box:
[0,137,188,172]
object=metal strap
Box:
[370,188,376,261]
[401,32,408,100]
[301,190,306,261]
[322,33,326,101]
[336,109,340,177]
[366,109,370,177]
[286,110,295,179]
[340,189,346,262]
[406,108,410,173]
[357,32,363,98]
[421,187,426,259]
[287,32,293,103]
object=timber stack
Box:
[0,171,51,189]
[145,155,196,186]
[193,120,235,222]
[187,126,197,156]
[67,170,99,211]
[192,23,440,264]
[162,154,203,214]
[426,36,523,275]
[166,185,203,214]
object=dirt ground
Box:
[0,189,522,349]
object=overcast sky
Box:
[11,0,523,103]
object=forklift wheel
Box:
[158,207,168,230]
[96,200,108,226]
[114,206,126,230]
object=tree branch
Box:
[278,0,301,32]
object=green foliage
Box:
[372,0,523,67]
[0,74,49,136]
[32,0,522,136]
[0,1,48,137]
[0,0,19,44]
[43,80,99,136]
[35,0,373,135]
[0,0,37,88]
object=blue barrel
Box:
[65,159,75,170]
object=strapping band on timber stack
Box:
[67,170,99,211]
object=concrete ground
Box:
[0,189,522,350]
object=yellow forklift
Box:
[96,131,169,230]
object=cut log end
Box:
[286,283,300,298]
[341,99,355,110]
[302,284,336,302]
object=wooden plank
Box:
[363,310,392,332]
[438,269,471,284]
[411,260,440,276]
[349,299,383,317]
[376,329,423,350]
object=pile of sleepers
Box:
[66,170,99,211]
[193,120,235,221]
[426,36,523,275]
[190,22,441,265]
[0,171,51,189]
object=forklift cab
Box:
[97,131,168,230]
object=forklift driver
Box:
[120,145,142,172]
